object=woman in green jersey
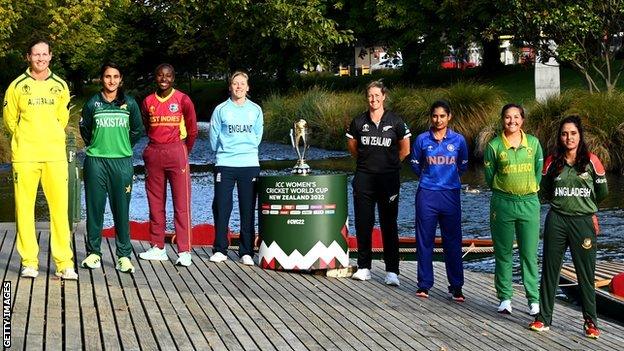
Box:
[484,104,543,315]
[529,116,607,339]
[79,62,144,273]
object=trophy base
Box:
[292,163,311,175]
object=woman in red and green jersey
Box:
[484,104,543,315]
[529,116,607,339]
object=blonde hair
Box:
[229,71,249,85]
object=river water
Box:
[1,122,623,275]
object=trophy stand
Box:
[290,119,310,175]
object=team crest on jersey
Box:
[50,86,61,95]
[500,152,508,160]
[21,84,31,95]
[527,147,533,156]
[169,103,179,112]
[382,125,393,132]
[582,238,592,249]
[447,144,455,152]
[362,124,370,132]
[94,101,102,108]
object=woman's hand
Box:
[592,214,600,235]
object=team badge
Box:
[500,152,508,160]
[362,124,370,132]
[125,185,132,193]
[169,103,179,112]
[582,238,592,249]
[382,125,393,132]
[484,160,491,167]
[149,105,156,115]
[447,144,455,152]
[527,147,533,156]
[94,101,102,108]
[50,86,61,95]
[21,84,31,95]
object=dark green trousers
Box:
[84,156,134,258]
[537,210,597,326]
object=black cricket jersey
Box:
[346,110,411,173]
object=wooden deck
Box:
[1,222,623,351]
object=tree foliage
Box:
[496,0,624,93]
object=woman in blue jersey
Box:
[410,100,468,301]
[209,71,263,265]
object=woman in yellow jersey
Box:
[2,39,77,280]
[484,104,543,315]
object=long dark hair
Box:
[548,115,590,176]
[100,61,126,106]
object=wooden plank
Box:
[73,223,103,350]
[220,251,329,351]
[132,240,204,350]
[25,229,51,350]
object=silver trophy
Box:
[290,119,310,175]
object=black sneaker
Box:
[449,287,465,302]
[416,288,429,298]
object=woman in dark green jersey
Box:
[529,116,607,339]
[484,104,543,315]
[79,62,144,273]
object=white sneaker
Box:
[385,272,400,286]
[498,299,513,314]
[175,252,192,267]
[529,303,540,316]
[55,268,78,280]
[139,246,168,261]
[239,254,254,266]
[209,251,228,263]
[352,268,371,281]
[20,266,38,278]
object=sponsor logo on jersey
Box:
[362,124,370,132]
[427,145,434,151]
[149,105,156,115]
[447,144,455,152]
[169,103,179,112]
[120,104,128,110]
[582,238,592,249]
[382,125,393,132]
[596,178,607,184]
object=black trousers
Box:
[352,170,400,274]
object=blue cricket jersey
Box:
[209,98,263,167]
[410,128,468,190]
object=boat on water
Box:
[559,261,624,322]
[102,221,499,261]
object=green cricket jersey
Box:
[80,92,144,158]
[541,153,608,216]
[484,131,543,195]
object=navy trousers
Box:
[415,188,464,290]
[212,166,260,256]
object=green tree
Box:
[497,0,624,93]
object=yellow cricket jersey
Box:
[3,68,70,162]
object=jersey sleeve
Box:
[254,106,264,146]
[181,95,198,152]
[2,83,18,135]
[79,98,94,146]
[128,97,145,147]
[396,119,411,140]
[409,136,422,176]
[540,155,555,202]
[534,140,544,186]
[590,153,608,203]
[457,134,469,175]
[57,82,71,128]
[346,117,358,139]
[209,105,222,152]
[483,142,497,188]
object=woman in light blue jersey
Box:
[208,71,264,265]
[410,100,468,301]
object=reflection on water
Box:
[1,121,623,277]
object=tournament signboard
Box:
[258,174,349,270]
